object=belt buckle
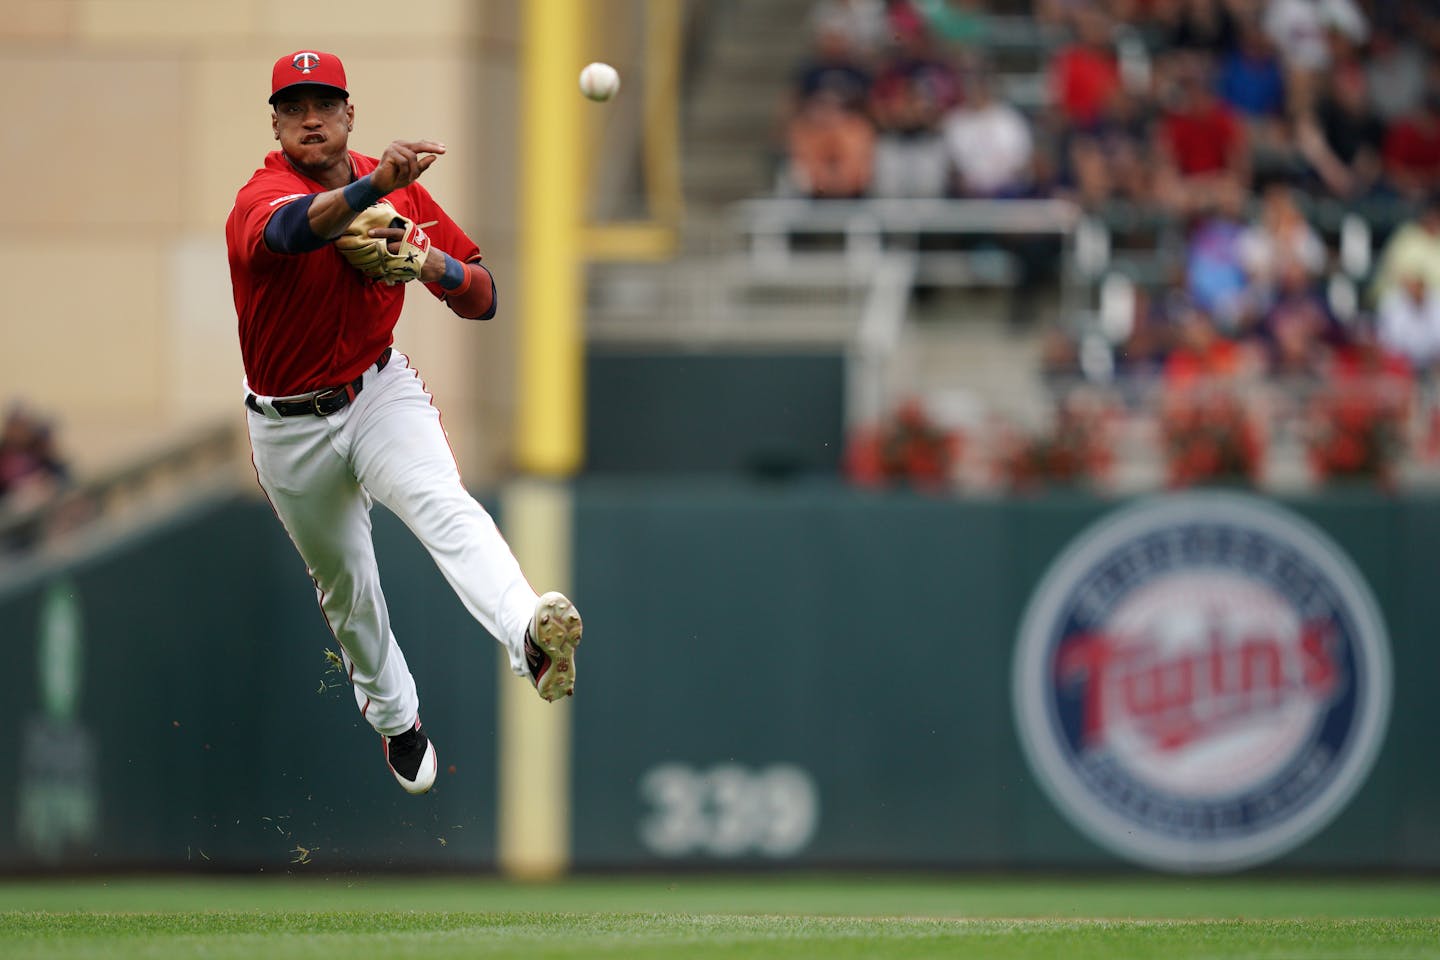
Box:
[311,388,338,417]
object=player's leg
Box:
[246,413,424,736]
[344,353,581,698]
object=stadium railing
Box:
[731,197,1085,320]
[0,421,242,568]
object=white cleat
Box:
[383,720,437,795]
[524,591,583,702]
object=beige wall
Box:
[0,0,525,481]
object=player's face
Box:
[272,87,354,177]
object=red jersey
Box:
[1050,46,1120,127]
[1163,338,1242,387]
[1383,119,1440,180]
[1160,103,1243,176]
[227,150,482,397]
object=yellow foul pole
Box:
[518,0,584,477]
[500,0,583,880]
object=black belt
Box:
[247,347,392,418]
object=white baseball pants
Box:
[245,350,537,737]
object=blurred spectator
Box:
[1153,53,1249,215]
[1050,4,1123,130]
[998,389,1115,492]
[884,0,929,39]
[1160,385,1264,488]
[1236,181,1327,306]
[1376,274,1440,374]
[1039,322,1084,387]
[1306,317,1413,487]
[1263,0,1367,116]
[1064,86,1152,207]
[941,69,1034,198]
[869,25,958,197]
[913,0,989,45]
[0,407,69,505]
[1185,190,1252,332]
[1296,61,1386,198]
[1218,17,1287,148]
[808,0,890,64]
[1164,303,1248,387]
[1373,196,1440,302]
[1365,25,1427,124]
[1113,284,1185,383]
[793,19,874,112]
[1249,262,1350,380]
[785,90,876,199]
[1157,0,1241,58]
[1332,321,1414,388]
[870,22,962,117]
[1382,95,1440,200]
[939,62,1053,328]
[844,396,960,491]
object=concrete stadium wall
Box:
[0,484,1435,873]
[1,0,517,478]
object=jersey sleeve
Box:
[232,171,315,267]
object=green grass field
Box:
[2,875,1437,959]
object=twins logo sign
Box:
[1013,493,1391,872]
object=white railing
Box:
[849,252,919,429]
[730,196,1086,320]
[731,197,1081,268]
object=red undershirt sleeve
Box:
[444,261,496,320]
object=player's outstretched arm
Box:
[264,140,447,255]
[310,139,447,238]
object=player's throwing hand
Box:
[371,139,446,193]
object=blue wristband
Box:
[439,253,466,291]
[341,174,386,211]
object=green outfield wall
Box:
[0,501,499,871]
[584,351,846,477]
[1,484,1436,872]
[568,484,1437,872]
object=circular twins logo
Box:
[1013,493,1391,872]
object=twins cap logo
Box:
[292,51,322,74]
[1012,493,1391,872]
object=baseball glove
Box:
[334,201,431,285]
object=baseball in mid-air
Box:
[579,62,620,102]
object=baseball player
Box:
[225,49,582,796]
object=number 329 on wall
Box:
[638,763,820,858]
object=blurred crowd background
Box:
[777,0,1440,492]
[784,0,1435,211]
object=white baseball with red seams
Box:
[579,62,620,101]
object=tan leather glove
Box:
[333,201,431,285]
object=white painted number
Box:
[638,763,819,858]
[638,763,707,857]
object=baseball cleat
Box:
[525,591,583,702]
[383,719,437,795]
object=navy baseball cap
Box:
[269,49,348,104]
